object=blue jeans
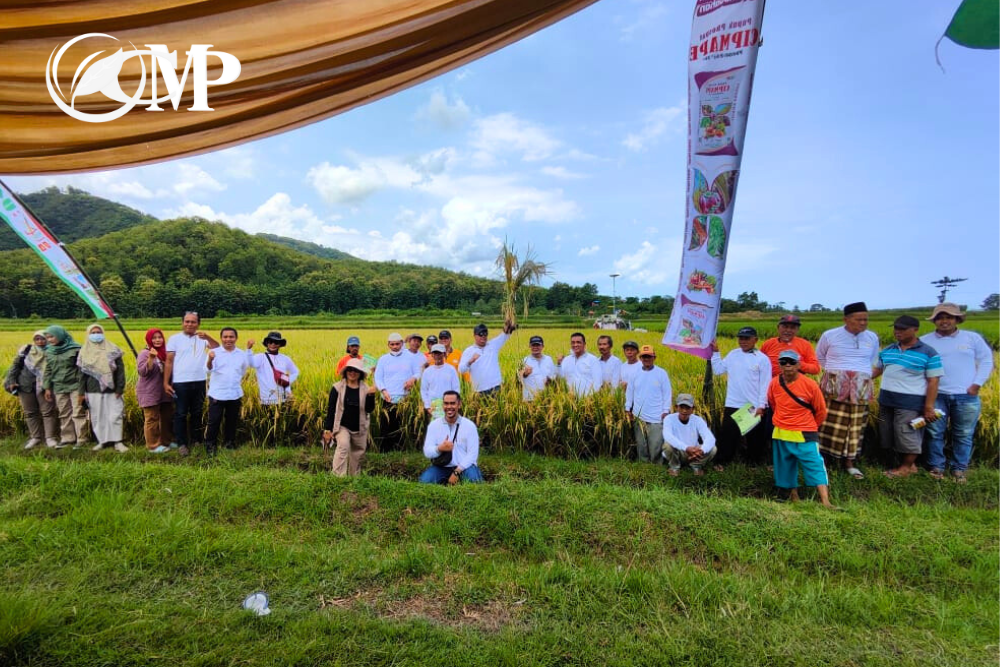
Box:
[924,393,981,472]
[419,464,483,484]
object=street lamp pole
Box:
[610,273,620,317]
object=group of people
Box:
[4,301,993,495]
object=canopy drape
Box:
[0,0,597,174]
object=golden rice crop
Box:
[0,326,996,463]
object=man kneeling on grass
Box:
[662,394,717,476]
[767,350,836,508]
[419,390,483,485]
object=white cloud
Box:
[167,193,342,242]
[623,105,683,152]
[416,89,471,129]
[578,245,600,256]
[307,162,389,205]
[613,238,682,286]
[471,113,561,162]
[618,2,668,42]
[542,166,587,180]
[173,164,225,197]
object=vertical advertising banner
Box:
[0,180,115,319]
[663,0,765,359]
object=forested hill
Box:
[0,187,157,251]
[257,234,356,261]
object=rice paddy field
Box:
[0,321,997,465]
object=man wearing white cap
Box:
[920,302,994,482]
[374,332,420,450]
[420,344,460,415]
[625,345,672,463]
[662,394,716,476]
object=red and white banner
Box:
[663,0,765,359]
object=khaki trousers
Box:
[142,403,175,450]
[331,428,368,476]
[19,389,59,441]
[54,392,90,444]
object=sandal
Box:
[952,470,968,484]
[884,469,911,479]
[845,467,864,480]
[712,464,725,473]
[927,468,944,480]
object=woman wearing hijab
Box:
[42,325,90,448]
[137,328,174,453]
[4,330,60,449]
[322,358,375,476]
[78,323,128,453]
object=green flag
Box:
[944,0,999,49]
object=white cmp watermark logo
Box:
[46,33,241,123]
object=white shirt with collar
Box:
[816,326,879,373]
[599,355,623,386]
[250,352,299,405]
[165,332,210,383]
[560,351,602,396]
[423,415,480,470]
[520,353,557,400]
[207,347,250,400]
[663,413,716,454]
[458,332,510,392]
[711,348,770,410]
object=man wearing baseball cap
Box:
[519,335,557,401]
[872,315,943,478]
[815,302,880,479]
[709,326,771,469]
[336,335,363,374]
[620,340,642,389]
[760,315,821,377]
[459,320,515,395]
[625,345,672,464]
[767,349,836,508]
[920,303,994,482]
[437,330,462,373]
[420,344,460,416]
[373,332,421,450]
[662,394,717,476]
[423,335,439,362]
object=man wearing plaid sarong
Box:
[815,302,879,479]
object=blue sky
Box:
[8,0,999,311]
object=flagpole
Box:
[0,179,139,358]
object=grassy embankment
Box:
[0,443,996,666]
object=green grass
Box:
[0,441,996,666]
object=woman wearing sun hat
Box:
[322,358,375,476]
[249,331,299,405]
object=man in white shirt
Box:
[420,344,460,416]
[163,311,218,456]
[205,327,251,456]
[249,331,299,406]
[374,332,419,450]
[620,340,642,389]
[625,345,672,463]
[519,335,557,401]
[815,301,880,479]
[710,326,771,470]
[597,335,623,387]
[663,394,717,476]
[406,333,428,374]
[459,321,514,396]
[419,390,483,484]
[558,332,602,397]
[920,302,995,482]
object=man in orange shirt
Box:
[760,314,821,376]
[336,336,362,374]
[767,349,835,508]
[437,330,462,373]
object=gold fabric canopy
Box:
[0,0,597,174]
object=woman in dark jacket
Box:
[4,330,59,449]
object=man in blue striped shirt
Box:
[873,315,943,478]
